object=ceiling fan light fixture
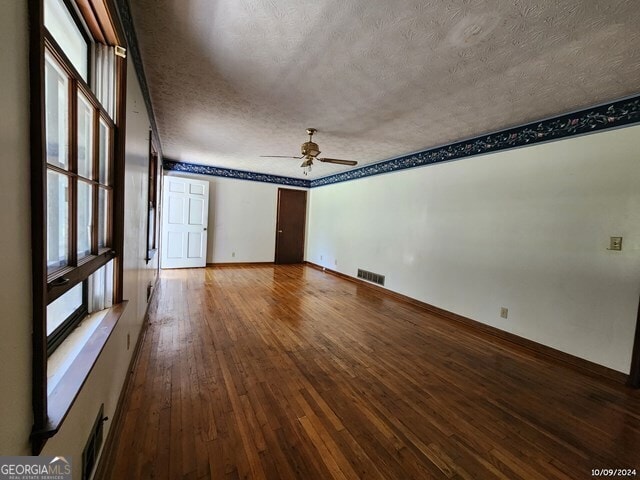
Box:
[301,157,313,176]
[301,141,320,157]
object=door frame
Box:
[274,188,307,264]
[160,175,210,269]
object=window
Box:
[43,46,116,333]
[46,283,87,355]
[44,0,89,80]
[146,134,160,262]
[46,259,115,356]
[30,0,127,452]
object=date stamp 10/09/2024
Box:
[592,469,637,477]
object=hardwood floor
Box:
[104,265,640,479]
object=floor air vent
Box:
[83,404,107,480]
[357,268,385,286]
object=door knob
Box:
[203,227,207,231]
[278,230,283,233]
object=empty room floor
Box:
[104,265,640,479]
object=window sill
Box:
[32,301,128,445]
[47,309,109,395]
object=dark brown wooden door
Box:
[275,188,307,264]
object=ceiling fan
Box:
[261,128,358,175]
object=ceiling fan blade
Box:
[260,155,304,159]
[317,158,358,166]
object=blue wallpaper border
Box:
[114,3,639,189]
[311,95,640,187]
[164,95,640,189]
[163,159,311,188]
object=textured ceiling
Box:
[130,0,640,180]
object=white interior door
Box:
[161,176,209,269]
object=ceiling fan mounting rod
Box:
[306,128,316,140]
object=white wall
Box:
[0,0,158,467]
[0,0,33,456]
[307,126,640,373]
[165,171,307,263]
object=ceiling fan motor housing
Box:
[301,141,320,157]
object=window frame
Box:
[44,0,93,84]
[146,132,160,262]
[44,32,117,304]
[29,0,128,453]
[46,281,89,356]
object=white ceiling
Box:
[130,0,640,180]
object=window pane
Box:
[45,53,69,170]
[98,119,111,185]
[98,188,109,248]
[47,170,69,270]
[77,92,94,179]
[44,0,88,80]
[46,283,83,336]
[78,181,93,259]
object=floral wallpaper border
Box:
[165,95,639,188]
[311,95,640,187]
[163,159,311,188]
[117,0,639,189]
[119,2,639,189]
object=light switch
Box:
[608,237,622,251]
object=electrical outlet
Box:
[320,255,323,260]
[127,333,130,350]
[334,259,338,266]
[500,307,508,319]
[232,251,236,257]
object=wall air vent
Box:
[83,404,107,480]
[357,268,385,286]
